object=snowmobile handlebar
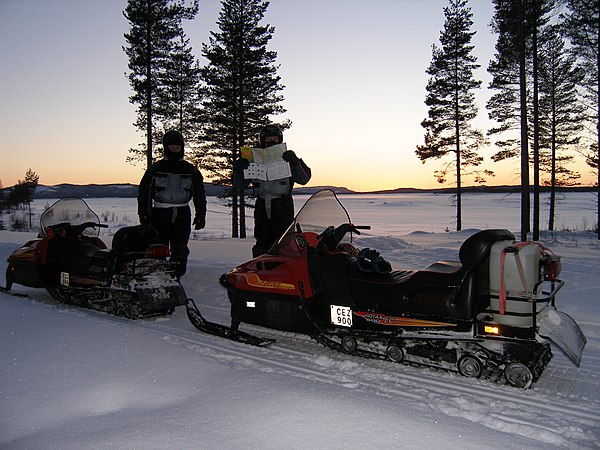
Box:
[44,221,108,238]
[317,223,370,250]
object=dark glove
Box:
[282,150,299,164]
[234,158,250,172]
[139,215,150,226]
[193,215,205,230]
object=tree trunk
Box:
[596,16,600,240]
[532,18,540,241]
[455,108,462,231]
[28,202,32,229]
[239,188,246,239]
[145,0,153,169]
[232,188,239,238]
[549,88,557,231]
[549,141,556,231]
[519,6,530,242]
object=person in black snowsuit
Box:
[233,125,311,257]
[137,130,206,278]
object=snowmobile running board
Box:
[186,299,275,347]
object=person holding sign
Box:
[234,124,311,257]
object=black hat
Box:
[259,125,283,148]
[163,130,184,161]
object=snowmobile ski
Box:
[0,286,28,298]
[186,299,275,347]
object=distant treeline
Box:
[0,183,595,200]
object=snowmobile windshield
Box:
[40,198,101,238]
[277,189,352,243]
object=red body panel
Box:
[226,232,319,299]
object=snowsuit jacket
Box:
[138,158,207,222]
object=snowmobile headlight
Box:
[484,325,500,335]
[225,273,238,286]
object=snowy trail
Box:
[10,248,598,436]
[39,298,599,448]
[126,314,600,419]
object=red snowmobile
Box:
[189,189,586,388]
[4,197,187,318]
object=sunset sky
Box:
[1,0,595,191]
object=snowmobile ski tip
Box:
[186,299,275,347]
[0,286,28,298]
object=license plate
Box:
[330,305,353,327]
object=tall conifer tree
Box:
[489,0,533,241]
[488,0,541,240]
[9,169,39,229]
[562,0,600,238]
[537,25,584,229]
[416,0,488,231]
[488,0,561,240]
[123,0,198,168]
[156,30,203,140]
[197,0,288,238]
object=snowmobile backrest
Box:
[459,229,515,270]
[111,225,159,253]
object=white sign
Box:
[330,305,353,327]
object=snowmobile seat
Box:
[347,260,468,320]
[457,229,516,312]
[109,225,160,269]
[345,230,515,321]
[112,225,159,254]
[458,229,515,270]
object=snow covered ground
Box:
[1,192,599,449]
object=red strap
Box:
[498,241,552,315]
[499,249,507,314]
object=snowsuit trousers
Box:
[151,205,191,277]
[253,196,294,258]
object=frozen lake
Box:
[21,190,598,238]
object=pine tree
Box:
[537,25,585,229]
[155,29,203,138]
[197,0,288,238]
[8,169,39,229]
[489,0,531,241]
[416,0,489,231]
[488,0,557,240]
[123,0,198,168]
[562,0,600,238]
